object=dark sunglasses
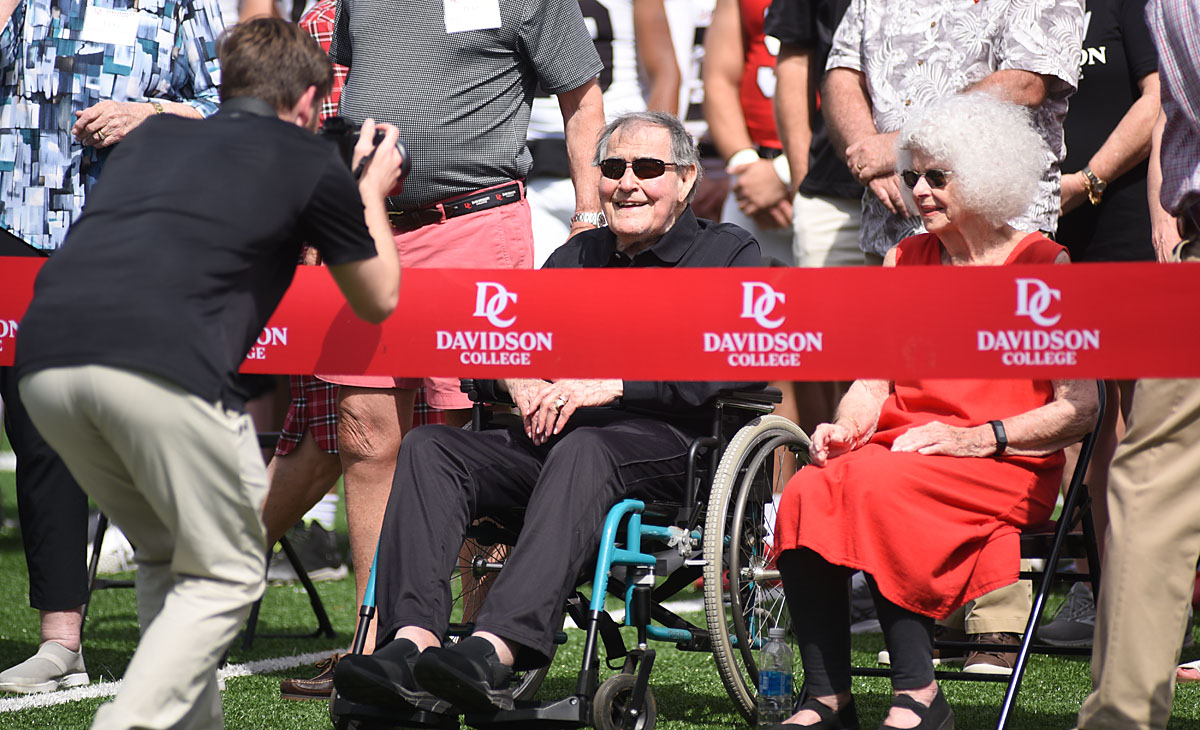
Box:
[599,157,680,180]
[901,168,954,189]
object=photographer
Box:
[10,18,400,730]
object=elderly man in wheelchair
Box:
[333,111,764,715]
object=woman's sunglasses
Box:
[599,157,680,180]
[901,168,954,189]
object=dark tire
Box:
[703,415,809,723]
[592,673,657,730]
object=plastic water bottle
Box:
[757,627,794,727]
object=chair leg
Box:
[241,534,337,650]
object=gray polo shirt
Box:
[332,0,603,208]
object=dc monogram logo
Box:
[740,282,785,329]
[1014,278,1061,327]
[473,282,518,328]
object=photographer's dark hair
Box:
[218,18,333,112]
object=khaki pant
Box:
[1075,238,1200,730]
[20,365,268,730]
[942,574,1033,635]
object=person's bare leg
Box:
[338,386,415,653]
[261,430,343,545]
[41,607,84,652]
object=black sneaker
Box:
[1039,582,1095,648]
[333,639,452,713]
[413,636,515,712]
[268,521,348,584]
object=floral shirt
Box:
[0,0,224,250]
[827,0,1084,255]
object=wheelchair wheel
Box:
[449,536,552,700]
[592,672,657,730]
[702,415,810,723]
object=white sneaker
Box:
[87,523,135,574]
[0,641,89,694]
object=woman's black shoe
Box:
[764,695,860,729]
[877,688,954,730]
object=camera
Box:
[320,116,411,183]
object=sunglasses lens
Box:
[901,170,920,188]
[926,169,948,188]
[600,159,625,179]
[631,159,667,179]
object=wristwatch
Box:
[1081,167,1107,206]
[571,211,607,228]
[989,420,1008,457]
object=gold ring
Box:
[554,397,566,411]
[855,163,864,171]
[96,130,106,142]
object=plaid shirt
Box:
[1147,0,1200,224]
[300,0,348,122]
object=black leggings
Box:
[778,548,935,694]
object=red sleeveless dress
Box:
[773,232,1067,618]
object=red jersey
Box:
[738,0,780,149]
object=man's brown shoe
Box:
[280,653,341,700]
[963,632,1019,676]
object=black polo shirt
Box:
[542,207,762,422]
[14,98,378,408]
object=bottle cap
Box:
[768,627,787,639]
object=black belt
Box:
[387,182,524,233]
[756,145,784,160]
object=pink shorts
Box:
[318,184,534,410]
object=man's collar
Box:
[584,207,700,267]
[217,97,279,119]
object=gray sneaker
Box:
[267,521,348,584]
[0,641,89,694]
[1039,582,1096,647]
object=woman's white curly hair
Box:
[896,92,1048,227]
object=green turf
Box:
[1,463,1199,728]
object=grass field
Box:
[1,444,1198,730]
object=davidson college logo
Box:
[0,317,16,353]
[436,282,553,365]
[977,278,1100,366]
[702,282,823,368]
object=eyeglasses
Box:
[599,157,681,180]
[901,168,954,189]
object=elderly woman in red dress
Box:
[769,93,1099,730]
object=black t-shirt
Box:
[14,99,378,407]
[763,0,862,200]
[1057,0,1158,262]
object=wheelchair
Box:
[329,380,812,730]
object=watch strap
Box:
[571,211,607,228]
[990,420,1008,457]
[1081,167,1106,206]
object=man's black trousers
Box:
[375,410,698,669]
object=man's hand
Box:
[72,101,155,148]
[807,422,856,467]
[523,378,623,445]
[890,421,991,457]
[1059,171,1088,216]
[354,120,404,201]
[845,131,899,184]
[867,174,909,217]
[730,158,790,216]
[502,378,553,427]
[751,200,794,231]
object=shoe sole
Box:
[280,687,334,701]
[877,651,964,667]
[962,664,1014,676]
[0,672,90,694]
[268,565,349,585]
[334,664,452,714]
[1037,635,1094,648]
[413,662,515,713]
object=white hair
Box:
[896,92,1047,226]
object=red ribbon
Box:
[2,257,1197,380]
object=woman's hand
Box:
[808,422,857,467]
[890,421,992,457]
[1059,171,1088,216]
[523,379,622,445]
[72,100,155,148]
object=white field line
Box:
[0,598,712,712]
[0,649,334,713]
[0,451,13,472]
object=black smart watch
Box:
[990,420,1008,456]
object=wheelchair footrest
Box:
[464,695,589,729]
[330,693,460,730]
